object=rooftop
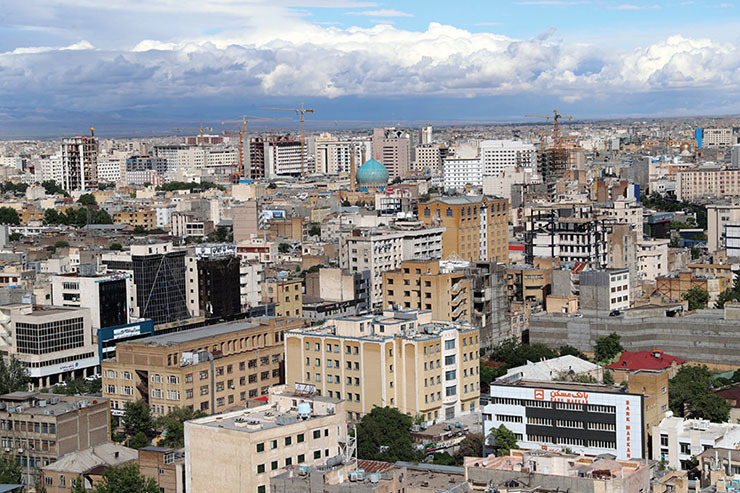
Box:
[497,355,601,383]
[606,350,686,371]
[43,443,137,474]
[0,393,107,418]
[128,317,292,347]
[493,379,632,396]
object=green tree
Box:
[690,393,731,423]
[43,209,61,225]
[110,242,123,251]
[129,431,149,450]
[41,180,68,197]
[594,333,623,363]
[732,368,740,383]
[122,400,154,438]
[51,376,101,395]
[206,226,232,243]
[356,407,423,462]
[603,370,615,385]
[0,355,30,394]
[559,345,589,360]
[133,225,147,235]
[0,456,22,484]
[454,433,485,462]
[683,286,710,311]
[155,407,207,449]
[669,365,729,421]
[8,232,22,242]
[54,240,70,250]
[91,463,159,493]
[480,362,507,393]
[0,207,20,225]
[78,193,97,206]
[488,338,558,368]
[491,425,518,457]
[278,243,291,254]
[71,476,87,493]
[309,224,321,237]
[432,452,457,465]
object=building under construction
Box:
[61,134,99,191]
[248,134,305,179]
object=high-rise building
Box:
[51,274,129,330]
[418,196,509,263]
[703,128,734,147]
[313,133,368,175]
[196,256,242,319]
[284,309,480,424]
[372,128,410,180]
[421,125,433,145]
[413,144,443,172]
[61,135,99,191]
[443,156,482,191]
[480,140,536,176]
[249,135,306,178]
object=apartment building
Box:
[418,196,509,263]
[372,128,410,180]
[654,416,740,470]
[0,392,110,485]
[102,317,305,417]
[285,309,480,425]
[185,386,345,493]
[42,443,137,493]
[0,304,98,388]
[112,209,157,229]
[676,169,740,201]
[443,157,482,191]
[707,204,740,254]
[263,278,303,318]
[480,139,537,176]
[382,259,472,325]
[61,135,98,192]
[340,226,445,307]
[579,268,631,313]
[483,380,645,460]
[636,239,669,281]
[414,144,443,172]
[703,128,734,147]
[138,446,185,493]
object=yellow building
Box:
[382,259,472,324]
[185,386,345,493]
[285,310,480,425]
[113,209,157,229]
[418,196,508,262]
[102,317,305,417]
[263,278,303,318]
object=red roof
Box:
[509,245,525,251]
[606,350,686,371]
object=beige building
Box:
[42,443,137,493]
[102,317,305,417]
[285,310,480,424]
[112,209,157,229]
[676,169,740,201]
[185,386,345,493]
[382,259,472,324]
[0,392,110,485]
[263,278,303,318]
[418,195,508,263]
[139,446,185,493]
[707,203,740,254]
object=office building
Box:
[707,204,740,254]
[372,128,410,180]
[0,304,97,388]
[480,140,537,176]
[0,392,110,485]
[443,156,482,191]
[482,167,541,202]
[414,144,443,172]
[51,273,130,330]
[420,125,433,145]
[483,380,645,460]
[61,135,99,192]
[112,209,157,229]
[703,128,734,147]
[304,267,371,319]
[677,169,740,201]
[382,259,472,324]
[418,196,509,263]
[285,309,480,424]
[313,134,367,175]
[185,386,345,493]
[102,317,304,416]
[249,135,306,178]
[197,256,242,319]
[123,155,168,186]
[340,226,445,307]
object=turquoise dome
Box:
[355,158,389,185]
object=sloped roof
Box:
[607,350,686,371]
[43,443,137,474]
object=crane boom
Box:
[525,110,573,148]
[261,103,315,176]
[220,116,291,180]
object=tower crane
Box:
[168,123,213,141]
[89,127,96,137]
[221,116,291,179]
[262,103,315,176]
[524,110,573,149]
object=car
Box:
[609,310,621,317]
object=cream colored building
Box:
[707,203,740,254]
[285,310,480,425]
[185,385,345,493]
[676,169,740,201]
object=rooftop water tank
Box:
[297,402,312,420]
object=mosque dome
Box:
[355,158,389,186]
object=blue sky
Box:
[2,1,740,136]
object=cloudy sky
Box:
[2,0,740,136]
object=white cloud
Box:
[347,9,414,17]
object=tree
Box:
[341,199,351,207]
[356,407,423,462]
[71,476,87,493]
[559,345,589,360]
[432,452,457,465]
[41,180,69,197]
[278,243,291,254]
[488,338,558,369]
[91,463,159,493]
[133,225,147,235]
[732,368,740,383]
[122,400,154,438]
[54,240,70,250]
[0,456,22,484]
[78,193,97,206]
[490,425,518,456]
[8,232,22,242]
[206,226,232,243]
[51,376,101,395]
[155,407,207,449]
[455,433,485,462]
[129,431,149,449]
[669,365,729,421]
[309,224,321,237]
[594,333,623,363]
[603,370,615,385]
[0,207,20,225]
[110,242,123,251]
[0,355,30,394]
[683,286,710,311]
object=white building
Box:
[443,157,482,191]
[707,204,740,254]
[61,136,99,191]
[51,274,131,330]
[495,355,603,384]
[596,198,643,230]
[484,381,644,460]
[480,140,536,176]
[636,239,669,281]
[313,134,369,175]
[340,227,445,306]
[704,128,734,147]
[97,156,124,184]
[653,415,740,470]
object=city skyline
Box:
[3,0,740,136]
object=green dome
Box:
[356,158,389,185]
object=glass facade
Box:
[132,250,188,325]
[16,317,85,354]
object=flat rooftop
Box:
[131,318,289,347]
[494,379,634,395]
[0,393,106,417]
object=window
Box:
[257,442,265,453]
[313,430,321,439]
[445,370,456,381]
[257,464,265,473]
[444,340,455,350]
[314,450,321,459]
[298,454,305,463]
[444,355,455,365]
[297,433,305,443]
[285,436,292,446]
[271,439,278,450]
[258,486,266,493]
[271,460,278,471]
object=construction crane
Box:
[89,127,95,137]
[524,110,573,148]
[221,116,291,180]
[262,103,315,176]
[168,123,213,140]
